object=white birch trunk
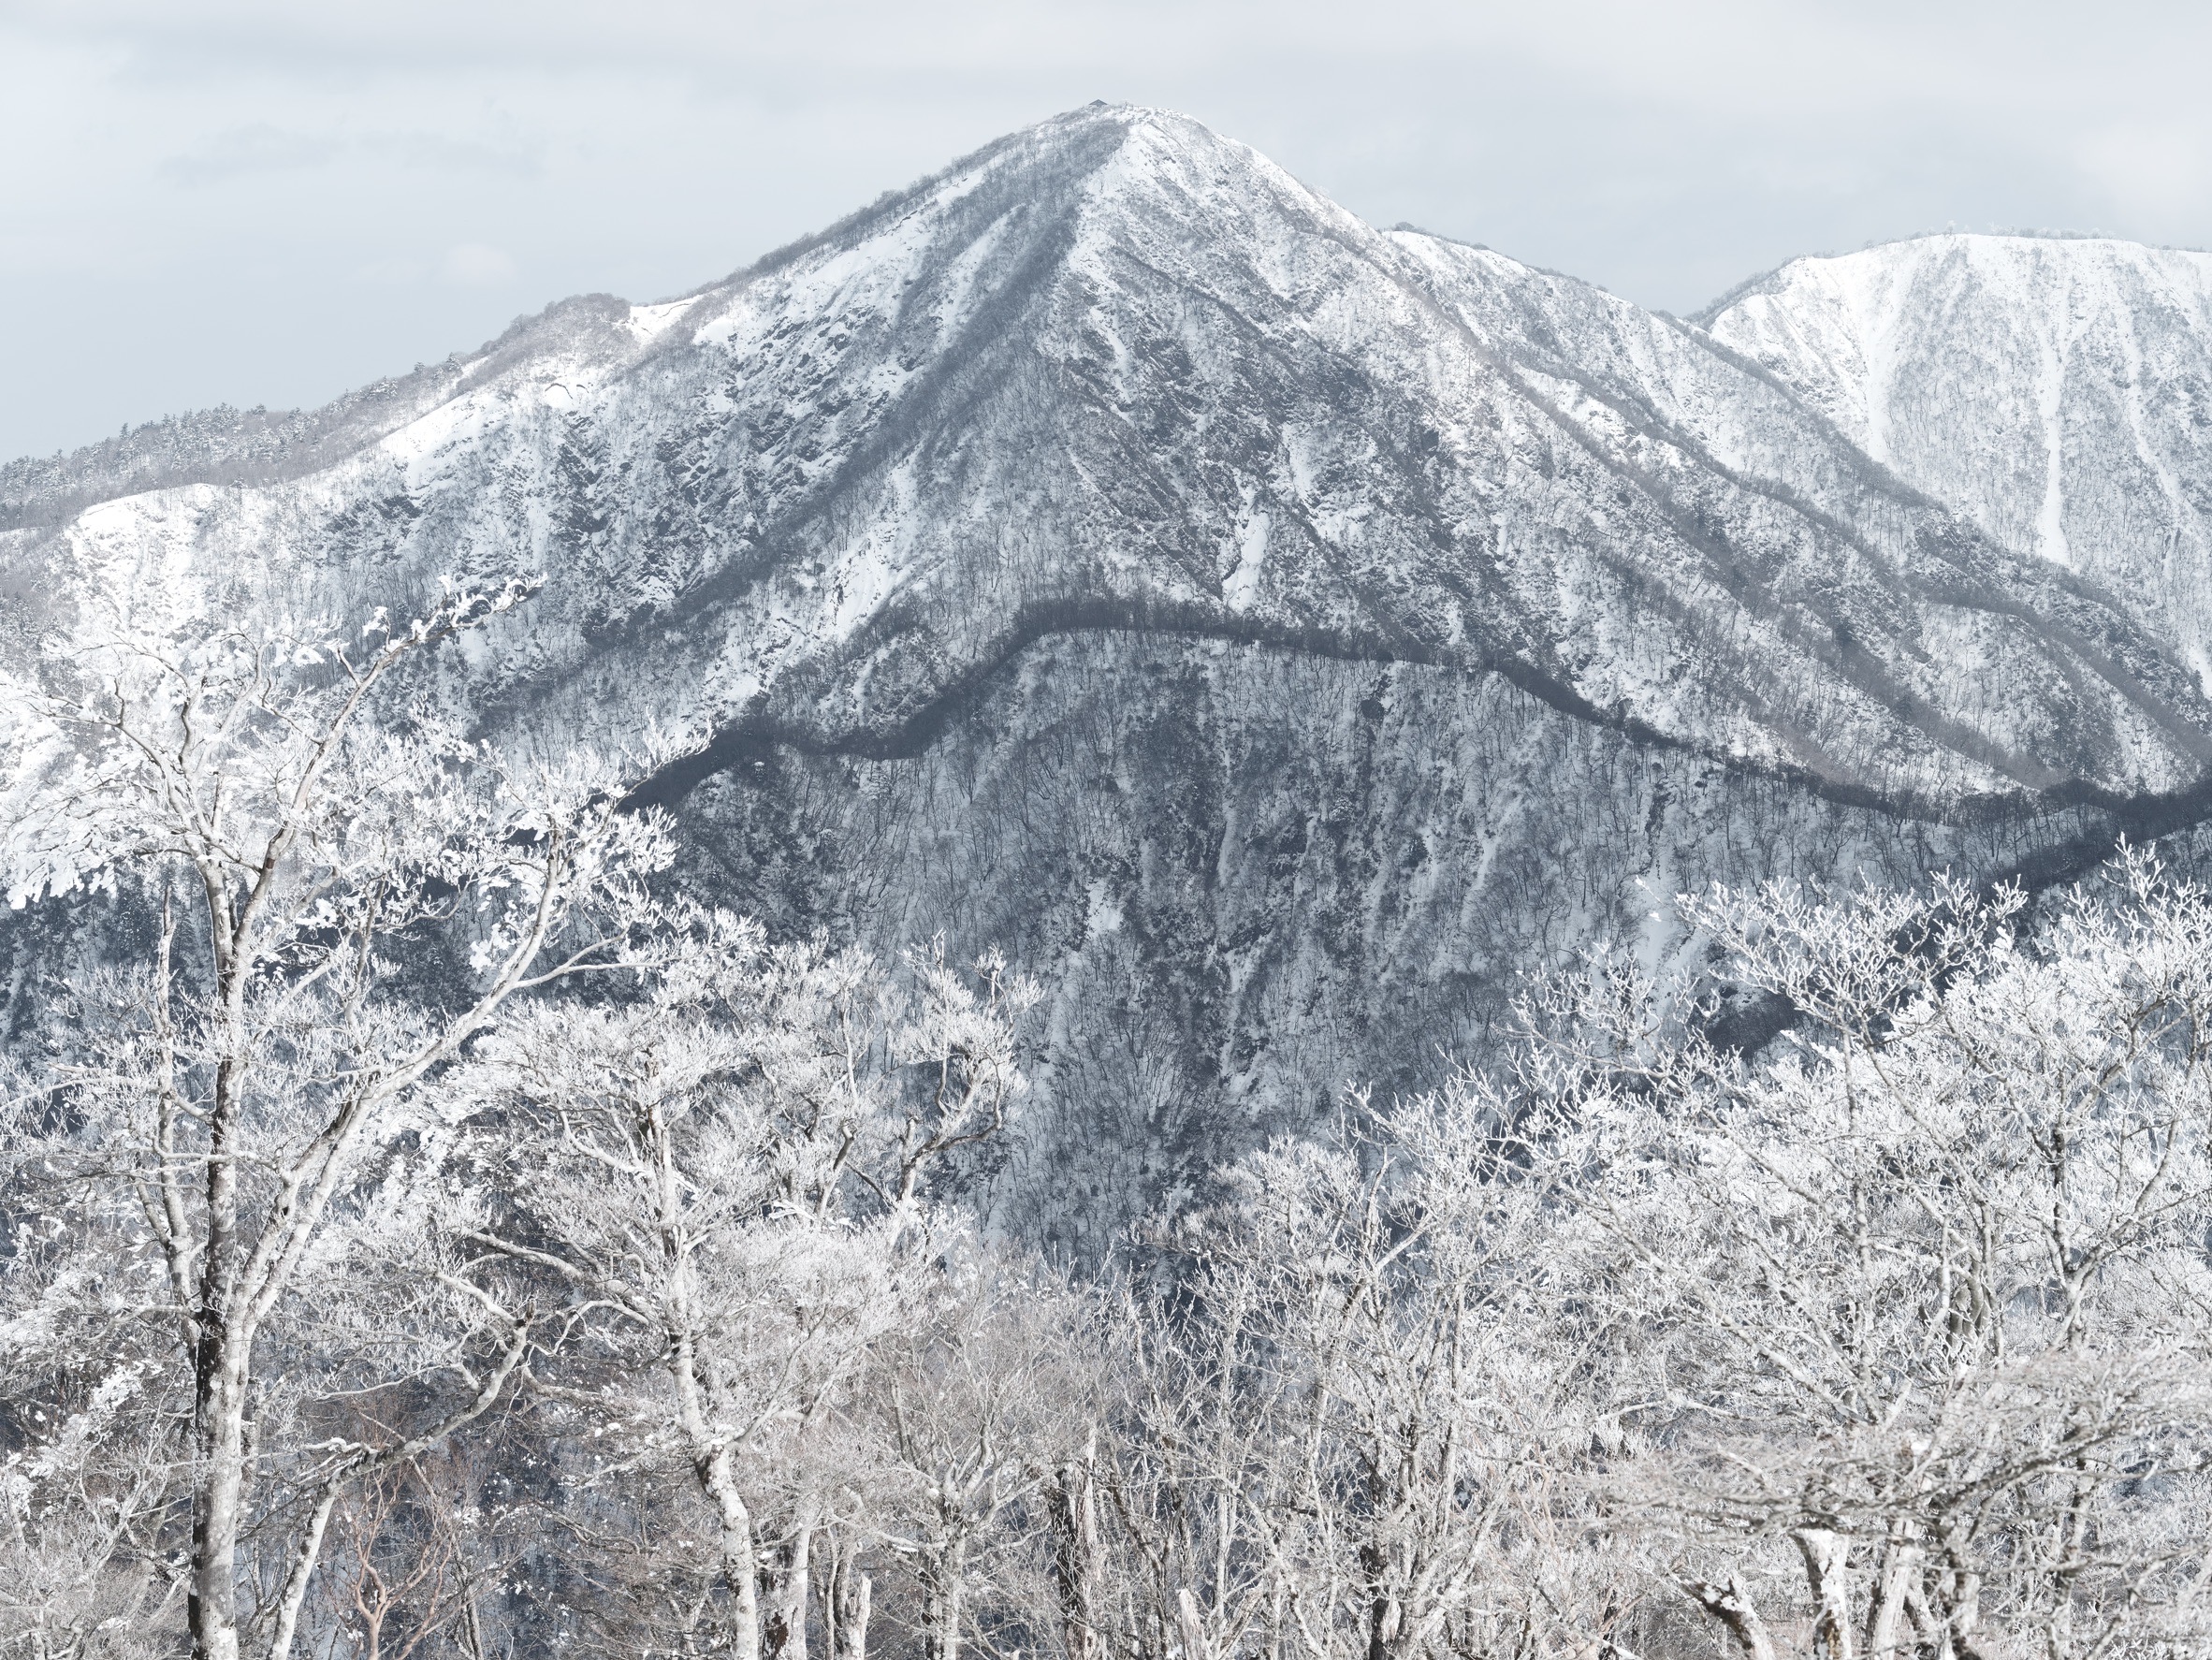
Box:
[827,1548,871,1660]
[1686,1577,1781,1660]
[765,1521,813,1660]
[924,1536,968,1660]
[1795,1529,1855,1660]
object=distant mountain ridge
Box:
[9,106,2212,1241]
[1705,234,2212,683]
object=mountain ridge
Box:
[11,104,2212,1239]
[1705,233,2212,683]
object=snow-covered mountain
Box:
[8,106,2212,1242]
[1705,235,2212,685]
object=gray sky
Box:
[5,0,2208,465]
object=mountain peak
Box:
[1706,230,2212,679]
[14,111,2212,1227]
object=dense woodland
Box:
[7,591,2212,1660]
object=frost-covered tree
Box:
[11,574,2212,1660]
[866,1251,1096,1660]
[0,585,675,1660]
[1088,1089,1622,1660]
[1093,852,2212,1660]
[456,928,1041,1660]
[1500,852,2212,1660]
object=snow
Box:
[1225,510,1271,610]
[12,118,2212,968]
[1084,876,1124,937]
[1710,234,2212,668]
[624,299,696,342]
[2033,295,2071,570]
[375,385,501,472]
[65,488,224,635]
[15,103,2212,1255]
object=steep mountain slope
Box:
[1703,235,2212,682]
[9,110,2206,803]
[7,107,2212,1236]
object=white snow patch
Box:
[625,299,696,343]
[376,386,502,472]
[1084,877,1125,938]
[1225,511,1270,610]
[2032,302,2072,569]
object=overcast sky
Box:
[4,0,2208,464]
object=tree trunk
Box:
[1930,1563,1990,1660]
[1904,1568,1953,1660]
[764,1521,813,1660]
[1177,1588,1212,1660]
[186,1344,247,1660]
[1362,1538,1400,1660]
[667,1205,758,1660]
[1865,1538,1922,1660]
[923,1536,967,1660]
[698,1443,763,1660]
[824,1544,871,1660]
[187,1021,248,1660]
[1686,1577,1780,1660]
[1047,1440,1104,1660]
[265,1485,342,1660]
[1795,1529,1856,1660]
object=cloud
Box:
[356,245,521,287]
[2075,122,2212,235]
[3,0,2210,459]
[160,123,342,185]
[441,242,517,286]
[356,255,429,284]
[368,130,543,178]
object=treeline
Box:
[6,592,2212,1660]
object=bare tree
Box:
[1096,1093,1625,1660]
[16,585,2212,1660]
[869,1251,1094,1660]
[1501,852,2212,1660]
[0,584,673,1660]
[458,928,1040,1660]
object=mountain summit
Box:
[9,107,2212,1241]
[1706,234,2212,685]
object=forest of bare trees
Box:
[7,594,2212,1660]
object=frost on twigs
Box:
[0,577,665,1660]
[1490,846,2212,1660]
[447,919,1046,1660]
[0,574,1059,1660]
[13,569,2212,1660]
[1091,851,2212,1660]
[0,574,554,910]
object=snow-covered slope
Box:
[1705,235,2212,683]
[8,109,2212,1235]
[8,111,2206,804]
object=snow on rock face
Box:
[1706,236,2212,685]
[10,108,2212,1227]
[9,109,2206,806]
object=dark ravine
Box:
[623,594,2208,846]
